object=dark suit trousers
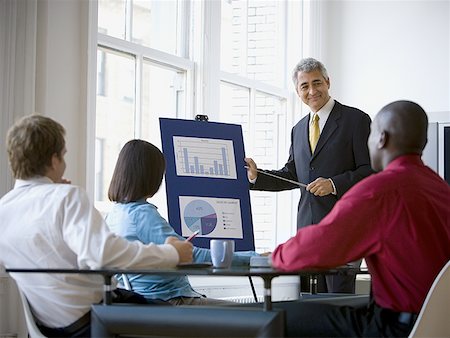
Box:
[301,274,356,293]
[271,299,415,337]
[301,265,359,294]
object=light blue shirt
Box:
[106,200,257,301]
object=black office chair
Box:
[91,304,285,337]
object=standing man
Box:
[245,57,373,293]
[0,114,193,337]
[270,100,450,337]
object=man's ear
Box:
[378,131,388,149]
[50,153,59,169]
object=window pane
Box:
[220,82,250,137]
[221,82,287,252]
[140,61,186,217]
[252,91,285,252]
[254,91,284,166]
[132,0,179,54]
[141,61,185,148]
[98,0,126,38]
[221,0,284,87]
[95,48,136,203]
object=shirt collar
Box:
[385,154,423,170]
[310,97,335,123]
[14,176,54,189]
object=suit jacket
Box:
[252,101,373,229]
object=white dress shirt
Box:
[0,177,179,328]
[310,98,337,194]
[309,97,335,131]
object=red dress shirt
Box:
[272,155,450,313]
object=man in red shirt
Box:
[271,100,450,337]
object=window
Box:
[132,0,180,54]
[95,0,301,252]
[220,0,285,87]
[140,60,186,143]
[219,0,290,252]
[95,49,135,203]
[98,0,127,41]
[96,1,192,214]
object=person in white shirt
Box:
[0,114,193,337]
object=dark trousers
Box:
[38,289,168,337]
[301,273,357,293]
[301,260,361,294]
[271,299,416,337]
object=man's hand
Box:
[244,158,258,181]
[165,236,193,264]
[306,177,333,196]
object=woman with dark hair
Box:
[106,139,257,305]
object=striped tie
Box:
[309,113,320,153]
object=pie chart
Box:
[183,199,217,235]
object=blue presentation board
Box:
[160,118,255,251]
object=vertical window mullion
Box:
[178,0,191,118]
[125,0,133,41]
[249,86,256,154]
[201,0,221,120]
[135,54,142,139]
[177,0,190,58]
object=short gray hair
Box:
[292,58,329,88]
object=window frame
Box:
[89,0,302,250]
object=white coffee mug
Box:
[210,239,235,268]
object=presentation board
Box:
[160,118,255,251]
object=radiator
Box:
[220,295,264,304]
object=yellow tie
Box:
[309,113,320,153]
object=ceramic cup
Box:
[210,239,235,268]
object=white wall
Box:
[0,1,93,336]
[320,0,450,118]
[0,0,36,197]
[35,0,92,187]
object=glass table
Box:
[6,265,368,311]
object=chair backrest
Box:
[408,260,450,338]
[91,304,285,337]
[18,290,47,338]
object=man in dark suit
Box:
[245,57,373,293]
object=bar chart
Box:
[173,136,237,179]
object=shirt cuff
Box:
[329,178,337,195]
[249,177,257,184]
[158,244,180,265]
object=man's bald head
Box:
[368,101,428,171]
[377,101,428,153]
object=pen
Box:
[186,230,200,242]
[244,166,308,188]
